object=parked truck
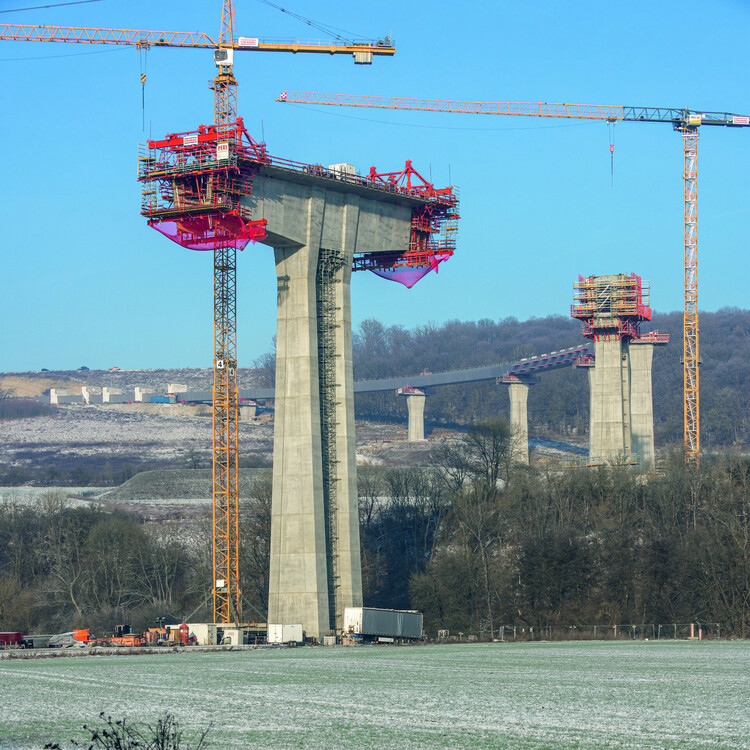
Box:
[343,607,423,643]
[0,632,27,648]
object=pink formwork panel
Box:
[370,251,451,289]
[149,215,267,251]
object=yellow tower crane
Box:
[277,92,750,467]
[1,8,394,626]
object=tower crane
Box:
[277,91,750,467]
[2,6,394,626]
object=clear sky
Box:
[1,0,748,372]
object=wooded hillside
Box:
[351,308,750,448]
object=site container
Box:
[219,627,245,645]
[0,632,24,647]
[267,623,304,645]
[23,634,54,648]
[188,622,217,646]
[343,607,423,640]
[328,162,355,176]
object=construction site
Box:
[1,1,749,654]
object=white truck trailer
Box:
[267,623,304,645]
[343,607,423,642]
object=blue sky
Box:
[1,0,748,371]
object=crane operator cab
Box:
[214,48,234,66]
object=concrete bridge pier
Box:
[398,387,426,442]
[248,175,413,640]
[507,380,530,465]
[588,338,657,470]
[502,375,539,465]
[629,342,655,471]
[588,338,632,463]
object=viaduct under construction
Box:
[3,1,458,639]
[132,14,457,638]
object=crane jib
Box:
[622,107,750,126]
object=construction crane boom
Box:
[276,92,748,127]
[277,91,750,466]
[0,24,395,57]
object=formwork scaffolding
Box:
[352,162,459,288]
[571,273,652,340]
[316,247,346,631]
[138,118,268,625]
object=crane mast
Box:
[679,126,700,464]
[278,92,750,467]
[210,0,241,627]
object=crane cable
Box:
[139,46,147,131]
[253,0,364,42]
[608,119,616,186]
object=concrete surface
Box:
[256,176,411,640]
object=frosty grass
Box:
[1,640,747,749]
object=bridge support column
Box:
[508,381,530,465]
[629,343,655,471]
[399,387,426,442]
[253,176,412,640]
[589,339,631,462]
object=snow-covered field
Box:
[0,405,274,472]
[1,641,748,749]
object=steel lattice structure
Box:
[212,244,241,623]
[680,127,700,465]
[210,0,241,625]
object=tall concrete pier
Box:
[572,274,666,471]
[587,337,632,461]
[245,166,424,639]
[628,341,655,469]
[502,375,537,465]
[398,386,427,442]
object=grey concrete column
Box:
[239,404,257,421]
[589,338,631,462]
[268,197,330,640]
[508,382,529,465]
[249,174,411,640]
[629,343,655,471]
[406,393,426,442]
[330,196,364,627]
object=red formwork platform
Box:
[571,273,652,341]
[138,120,459,287]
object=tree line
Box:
[360,422,750,638]
[349,308,750,447]
[0,477,271,636]
[3,423,747,639]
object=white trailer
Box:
[267,623,304,645]
[343,607,423,641]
